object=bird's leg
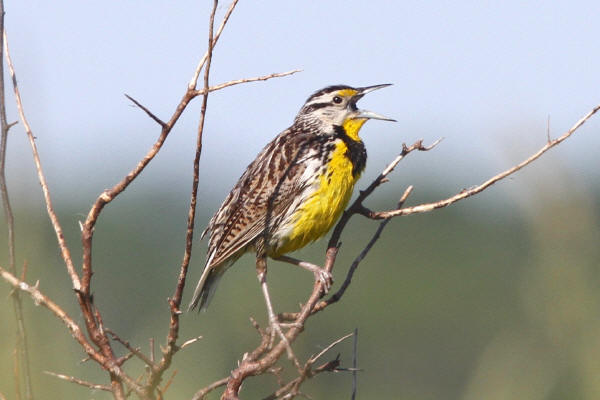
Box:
[274,255,333,293]
[255,255,299,363]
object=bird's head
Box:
[294,84,395,138]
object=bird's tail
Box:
[188,264,224,312]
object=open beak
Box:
[351,84,396,122]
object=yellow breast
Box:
[272,139,360,256]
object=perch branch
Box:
[214,102,599,398]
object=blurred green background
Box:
[2,1,600,399]
[1,154,599,399]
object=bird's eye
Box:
[333,96,343,104]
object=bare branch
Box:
[124,94,166,127]
[189,0,240,89]
[262,332,353,400]
[44,371,111,392]
[0,266,144,396]
[4,29,81,291]
[308,332,354,365]
[106,329,156,368]
[191,377,229,400]
[148,0,220,396]
[193,69,302,96]
[0,266,102,366]
[367,104,600,220]
[351,328,358,400]
[180,336,203,350]
[0,8,33,397]
[320,186,414,310]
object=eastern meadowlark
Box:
[189,84,394,313]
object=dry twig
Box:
[44,371,111,392]
[0,3,32,398]
[362,106,600,220]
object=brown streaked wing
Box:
[205,128,315,268]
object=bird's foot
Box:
[314,268,333,294]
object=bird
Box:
[189,84,394,315]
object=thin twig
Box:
[149,338,155,364]
[191,377,229,400]
[180,336,203,350]
[262,332,353,400]
[106,329,156,368]
[126,69,300,130]
[44,371,111,392]
[351,328,358,400]
[0,267,103,367]
[0,14,32,399]
[193,69,301,96]
[124,94,166,127]
[309,332,354,365]
[148,0,220,396]
[4,29,80,291]
[319,186,414,311]
[364,105,600,220]
[189,0,240,89]
[0,266,144,396]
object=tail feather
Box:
[188,250,240,312]
[188,267,223,312]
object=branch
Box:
[263,333,353,400]
[106,329,156,368]
[365,104,600,220]
[147,0,220,395]
[192,69,301,96]
[43,371,111,392]
[4,28,138,399]
[124,94,166,127]
[0,266,104,370]
[191,377,229,400]
[216,101,600,398]
[4,29,81,291]
[0,6,33,397]
[189,0,240,89]
[125,69,301,128]
[317,186,414,311]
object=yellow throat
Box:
[272,117,368,256]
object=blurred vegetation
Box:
[1,168,599,399]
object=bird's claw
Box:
[315,269,333,293]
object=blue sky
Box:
[5,1,600,205]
